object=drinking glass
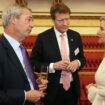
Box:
[40,65,48,80]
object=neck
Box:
[4,27,21,43]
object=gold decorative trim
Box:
[79,72,95,75]
[27,49,105,53]
[33,14,101,20]
[84,49,105,52]
[0,10,105,19]
[32,11,105,19]
[0,11,103,19]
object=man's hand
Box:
[53,59,69,70]
[26,90,45,103]
[38,79,48,91]
[66,60,79,72]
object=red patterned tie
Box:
[60,34,70,91]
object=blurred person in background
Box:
[86,17,105,105]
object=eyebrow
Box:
[28,16,33,20]
[28,16,33,18]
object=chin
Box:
[25,33,29,37]
[61,30,67,33]
[21,34,28,40]
[99,40,105,44]
[98,40,102,44]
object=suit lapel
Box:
[67,30,75,61]
[49,28,62,60]
[1,35,28,81]
[67,30,73,48]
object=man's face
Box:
[97,20,105,44]
[15,8,34,41]
[53,12,70,33]
[100,20,105,31]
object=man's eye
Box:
[27,19,31,21]
[26,18,33,22]
[100,27,104,30]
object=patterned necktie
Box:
[60,34,70,91]
[20,45,41,105]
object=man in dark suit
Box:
[30,3,86,105]
[0,4,47,105]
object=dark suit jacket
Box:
[30,28,86,103]
[0,35,34,105]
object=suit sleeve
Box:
[30,35,49,72]
[0,54,25,105]
[76,33,86,69]
[0,90,25,105]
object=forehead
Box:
[55,12,70,19]
[21,8,32,17]
[101,20,105,24]
[100,20,105,29]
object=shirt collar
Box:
[54,27,67,38]
[4,32,21,50]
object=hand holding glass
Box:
[40,65,48,80]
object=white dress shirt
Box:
[49,28,73,83]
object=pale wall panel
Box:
[65,0,105,13]
[26,0,105,16]
[31,27,99,35]
[33,19,100,27]
[0,26,99,35]
[0,0,15,11]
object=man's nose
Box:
[63,20,68,25]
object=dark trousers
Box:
[44,83,78,105]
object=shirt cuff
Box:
[77,59,81,67]
[49,63,55,73]
[23,91,26,105]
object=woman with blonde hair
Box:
[86,16,105,105]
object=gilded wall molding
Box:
[33,15,101,20]
[0,11,102,27]
[33,19,100,27]
[0,16,100,27]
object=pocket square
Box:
[74,48,79,56]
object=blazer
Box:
[30,27,86,103]
[0,35,34,105]
[87,57,105,105]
